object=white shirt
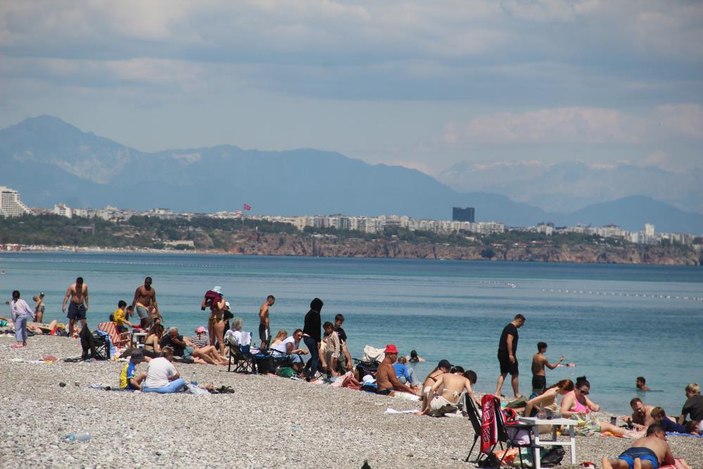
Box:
[271,336,296,354]
[144,357,177,388]
[224,330,251,346]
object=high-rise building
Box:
[452,206,475,222]
[0,186,30,217]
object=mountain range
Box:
[1,115,702,234]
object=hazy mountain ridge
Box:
[438,160,703,215]
[1,116,702,234]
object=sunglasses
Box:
[578,388,590,395]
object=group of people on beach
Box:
[6,278,702,468]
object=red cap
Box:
[384,344,399,354]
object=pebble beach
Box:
[2,335,701,469]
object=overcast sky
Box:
[1,0,701,176]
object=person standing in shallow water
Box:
[495,313,525,399]
[302,298,323,382]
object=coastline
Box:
[2,242,700,266]
[2,336,701,468]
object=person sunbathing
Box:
[375,344,419,396]
[142,323,164,358]
[524,379,574,417]
[420,359,452,414]
[188,326,228,366]
[602,423,675,469]
[425,366,477,417]
[561,376,627,436]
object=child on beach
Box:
[120,349,146,390]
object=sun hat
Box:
[384,344,399,354]
[212,286,222,294]
[195,326,207,334]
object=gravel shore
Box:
[2,335,701,468]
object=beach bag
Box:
[276,367,295,378]
[540,447,565,467]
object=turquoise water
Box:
[1,252,701,415]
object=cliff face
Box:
[217,233,700,265]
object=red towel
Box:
[480,394,498,454]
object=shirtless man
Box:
[61,277,89,337]
[375,344,419,396]
[531,341,564,395]
[626,398,656,431]
[132,277,158,328]
[602,423,675,469]
[426,366,478,417]
[258,295,275,350]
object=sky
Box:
[0,0,702,180]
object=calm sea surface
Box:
[1,252,701,414]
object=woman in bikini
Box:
[419,359,452,414]
[561,376,626,436]
[524,379,573,417]
[142,323,164,359]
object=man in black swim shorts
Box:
[494,314,525,399]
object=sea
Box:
[1,251,701,415]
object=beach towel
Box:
[661,458,692,469]
[480,394,498,454]
[362,345,385,363]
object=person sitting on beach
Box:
[407,349,426,363]
[420,359,452,414]
[320,321,341,377]
[677,383,703,434]
[650,407,687,433]
[269,328,307,372]
[375,344,419,396]
[142,323,164,358]
[393,356,419,387]
[425,367,478,417]
[561,376,627,436]
[602,423,675,469]
[636,376,651,392]
[142,346,187,394]
[224,318,251,348]
[531,341,564,396]
[334,314,353,372]
[269,329,288,351]
[189,326,228,366]
[113,300,134,334]
[120,349,147,390]
[524,379,574,417]
[625,398,655,431]
[33,292,45,323]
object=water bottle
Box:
[65,432,91,443]
[191,371,197,386]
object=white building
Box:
[53,203,73,218]
[0,186,31,217]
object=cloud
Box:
[446,104,703,145]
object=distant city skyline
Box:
[0,1,701,191]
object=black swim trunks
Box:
[498,352,519,375]
[67,302,87,321]
[532,375,547,391]
[376,389,392,395]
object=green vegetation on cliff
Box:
[0,215,700,265]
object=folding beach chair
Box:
[96,321,130,349]
[461,392,483,463]
[492,395,535,469]
[226,332,260,373]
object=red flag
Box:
[243,203,252,211]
